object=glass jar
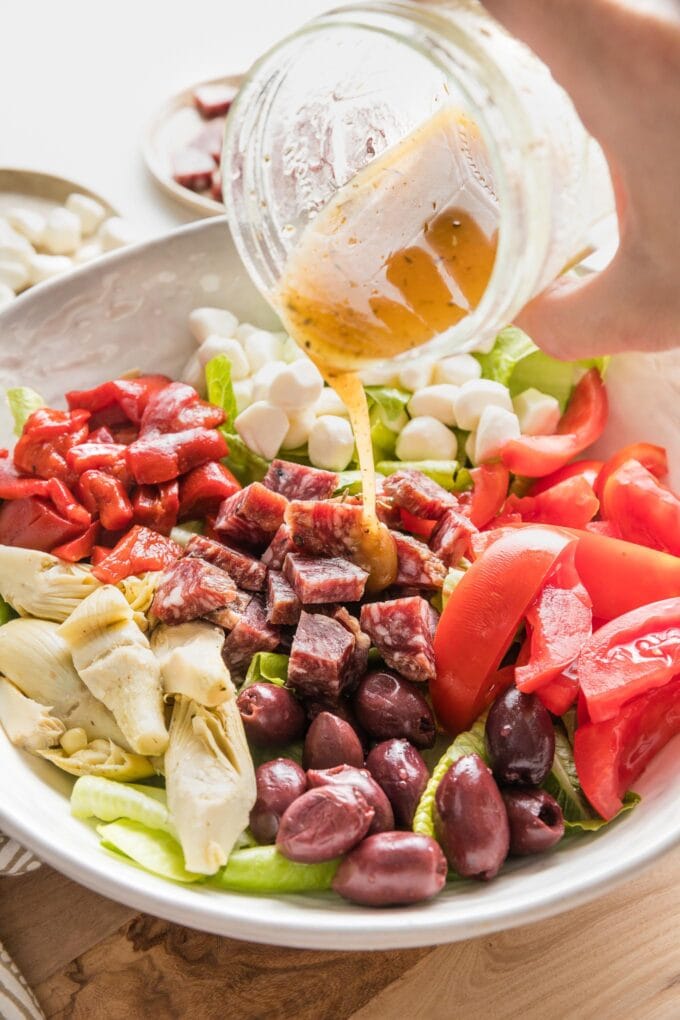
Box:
[222,0,615,364]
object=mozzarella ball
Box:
[474,405,521,463]
[98,217,139,251]
[203,336,249,380]
[308,415,355,471]
[188,306,238,344]
[233,379,255,415]
[0,259,29,292]
[360,363,401,387]
[0,282,15,311]
[407,384,459,426]
[251,361,287,403]
[433,353,482,387]
[180,352,206,394]
[453,379,513,430]
[314,387,349,418]
[396,416,457,462]
[464,430,477,465]
[42,207,81,255]
[282,408,316,450]
[28,253,73,284]
[513,388,561,436]
[72,241,102,265]
[244,329,285,373]
[235,401,289,460]
[397,359,435,393]
[280,334,307,363]
[234,322,258,343]
[268,359,324,412]
[65,193,106,236]
[5,208,43,246]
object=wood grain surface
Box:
[2,848,680,1019]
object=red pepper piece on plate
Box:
[18,407,90,440]
[601,459,680,556]
[46,478,91,527]
[504,474,600,529]
[0,497,84,552]
[14,409,90,484]
[88,426,115,443]
[132,481,180,536]
[0,454,50,500]
[594,442,668,501]
[51,521,100,562]
[66,442,129,478]
[92,525,182,584]
[178,461,240,520]
[79,470,134,531]
[66,375,170,425]
[126,428,229,485]
[399,508,437,540]
[139,381,225,436]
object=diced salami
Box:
[360,596,439,684]
[152,557,237,625]
[222,597,280,676]
[185,533,267,591]
[381,470,457,520]
[261,523,295,570]
[283,553,368,605]
[429,508,477,567]
[266,570,301,626]
[330,606,370,688]
[391,531,447,589]
[193,83,236,119]
[263,459,339,501]
[288,611,355,700]
[215,482,288,549]
[172,148,215,191]
[285,500,365,558]
[204,589,253,631]
[191,116,226,161]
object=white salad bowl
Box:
[0,217,678,951]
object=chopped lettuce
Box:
[221,433,269,485]
[212,845,340,893]
[441,563,469,609]
[376,459,459,490]
[243,651,289,688]
[6,386,45,435]
[169,520,204,547]
[370,417,397,464]
[205,355,237,428]
[98,819,203,883]
[334,470,365,495]
[474,327,536,389]
[412,712,488,838]
[365,386,410,432]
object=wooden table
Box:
[2,849,679,1019]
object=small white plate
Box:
[143,74,243,218]
[0,168,117,221]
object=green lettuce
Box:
[412,712,488,837]
[474,327,536,388]
[376,459,459,491]
[370,417,397,464]
[72,776,172,833]
[221,433,269,485]
[97,819,203,883]
[334,470,365,495]
[243,652,289,688]
[212,845,340,893]
[205,355,237,428]
[6,387,45,435]
[365,386,410,432]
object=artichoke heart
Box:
[0,677,65,751]
[165,696,256,875]
[0,546,100,621]
[151,622,234,708]
[117,572,161,632]
[0,617,128,745]
[38,738,155,780]
[59,585,168,757]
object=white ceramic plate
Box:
[0,217,679,950]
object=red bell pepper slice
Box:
[577,597,680,722]
[19,407,90,440]
[594,442,668,501]
[0,455,50,500]
[51,521,100,562]
[66,375,170,425]
[14,413,90,485]
[501,370,608,478]
[126,428,229,485]
[178,461,240,520]
[140,381,225,436]
[46,479,91,527]
[601,460,680,556]
[88,426,115,443]
[398,508,437,540]
[132,481,180,536]
[575,675,680,819]
[0,497,84,552]
[92,525,182,583]
[529,459,604,496]
[66,442,129,478]
[468,463,509,528]
[504,474,600,529]
[78,470,134,532]
[431,526,576,734]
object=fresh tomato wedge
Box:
[601,459,680,556]
[52,521,100,562]
[577,597,680,722]
[529,459,604,496]
[536,670,579,715]
[398,508,437,540]
[501,370,608,478]
[92,525,182,584]
[575,675,680,819]
[504,474,599,529]
[431,526,575,734]
[594,442,667,501]
[467,463,509,528]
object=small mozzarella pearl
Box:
[513,388,561,436]
[98,217,138,251]
[314,388,349,418]
[65,193,106,236]
[251,361,287,403]
[474,405,521,463]
[453,379,513,431]
[28,254,73,284]
[233,379,255,414]
[308,415,355,471]
[5,208,44,246]
[407,384,460,426]
[42,207,81,255]
[244,329,285,373]
[188,307,239,344]
[180,352,206,395]
[72,241,103,264]
[234,322,258,343]
[0,259,30,292]
[282,408,316,450]
[235,401,289,460]
[268,359,324,412]
[432,354,482,387]
[395,416,457,462]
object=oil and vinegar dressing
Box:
[276,106,499,591]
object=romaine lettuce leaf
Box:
[221,433,269,485]
[334,470,365,495]
[212,845,340,893]
[6,387,45,435]
[243,651,289,688]
[370,417,397,464]
[474,327,536,388]
[205,355,237,428]
[412,712,488,838]
[376,459,459,490]
[365,386,410,432]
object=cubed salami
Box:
[429,508,477,567]
[266,570,301,626]
[283,553,368,604]
[222,596,280,675]
[330,606,370,688]
[185,533,267,591]
[285,499,365,557]
[172,148,215,191]
[151,556,237,625]
[204,589,253,631]
[215,482,288,549]
[287,611,355,700]
[263,459,339,501]
[391,531,447,589]
[381,470,456,520]
[261,523,295,570]
[360,596,439,684]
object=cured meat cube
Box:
[186,533,267,591]
[391,531,447,589]
[285,500,365,558]
[330,606,370,688]
[381,470,456,520]
[283,553,368,605]
[210,168,222,203]
[172,148,215,191]
[429,508,477,567]
[190,117,225,161]
[193,83,236,119]
[205,590,253,631]
[261,523,295,570]
[215,483,288,549]
[222,596,280,675]
[263,459,339,501]
[360,597,439,684]
[152,557,237,625]
[266,570,301,626]
[288,611,355,700]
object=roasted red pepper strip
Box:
[501,370,608,478]
[0,455,50,500]
[19,407,90,440]
[66,442,129,477]
[0,497,84,552]
[14,412,89,484]
[88,426,115,443]
[51,522,100,562]
[66,375,170,424]
[178,461,240,520]
[504,474,600,529]
[132,481,180,536]
[79,470,134,531]
[46,479,91,527]
[92,525,182,584]
[126,428,229,485]
[468,463,509,528]
[601,459,680,556]
[594,442,667,501]
[575,675,680,819]
[140,381,225,436]
[398,508,437,539]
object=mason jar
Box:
[222,0,615,366]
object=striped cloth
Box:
[0,834,44,1020]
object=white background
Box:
[1,0,333,235]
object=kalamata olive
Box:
[237,683,306,748]
[352,670,436,749]
[276,786,374,863]
[332,831,447,907]
[249,758,307,844]
[365,739,429,828]
[502,788,565,856]
[303,711,364,770]
[485,687,555,787]
[304,698,368,748]
[434,753,509,880]
[306,764,394,833]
